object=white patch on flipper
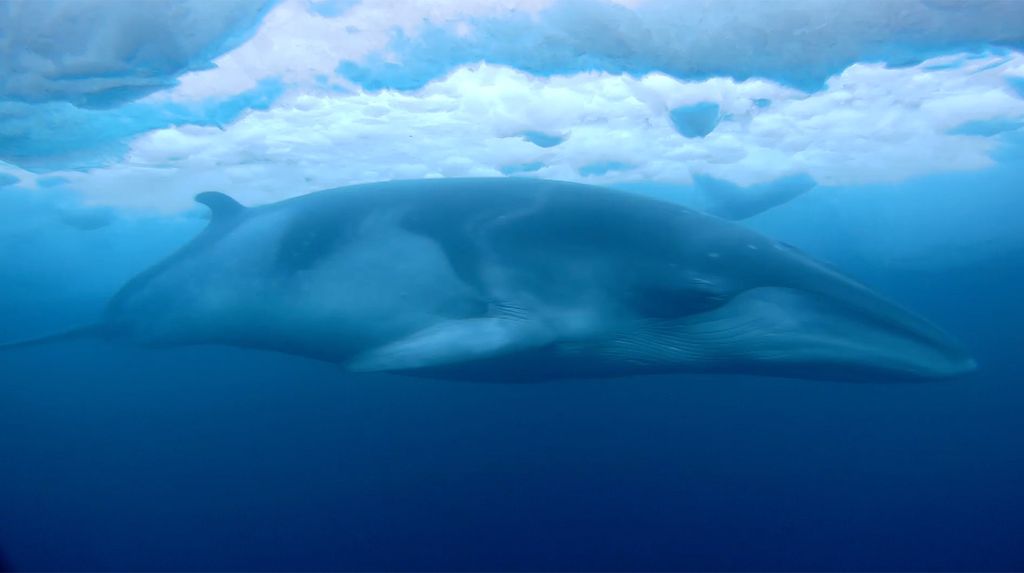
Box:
[348,317,552,372]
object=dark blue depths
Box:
[0,243,1022,572]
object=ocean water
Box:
[3,197,1021,572]
[3,1,1024,571]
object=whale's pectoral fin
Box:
[348,318,551,372]
[694,172,816,220]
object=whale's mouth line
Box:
[791,289,968,361]
[666,286,976,380]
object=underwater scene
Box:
[1,0,1024,571]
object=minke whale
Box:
[2,178,975,381]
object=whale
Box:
[2,177,975,382]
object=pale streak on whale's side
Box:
[3,178,975,382]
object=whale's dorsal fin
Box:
[195,191,245,223]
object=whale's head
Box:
[624,220,977,382]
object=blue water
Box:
[3,0,1024,570]
[1,229,1022,570]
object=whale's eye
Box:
[628,279,733,318]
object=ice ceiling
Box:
[1,0,1024,213]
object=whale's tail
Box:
[0,324,105,351]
